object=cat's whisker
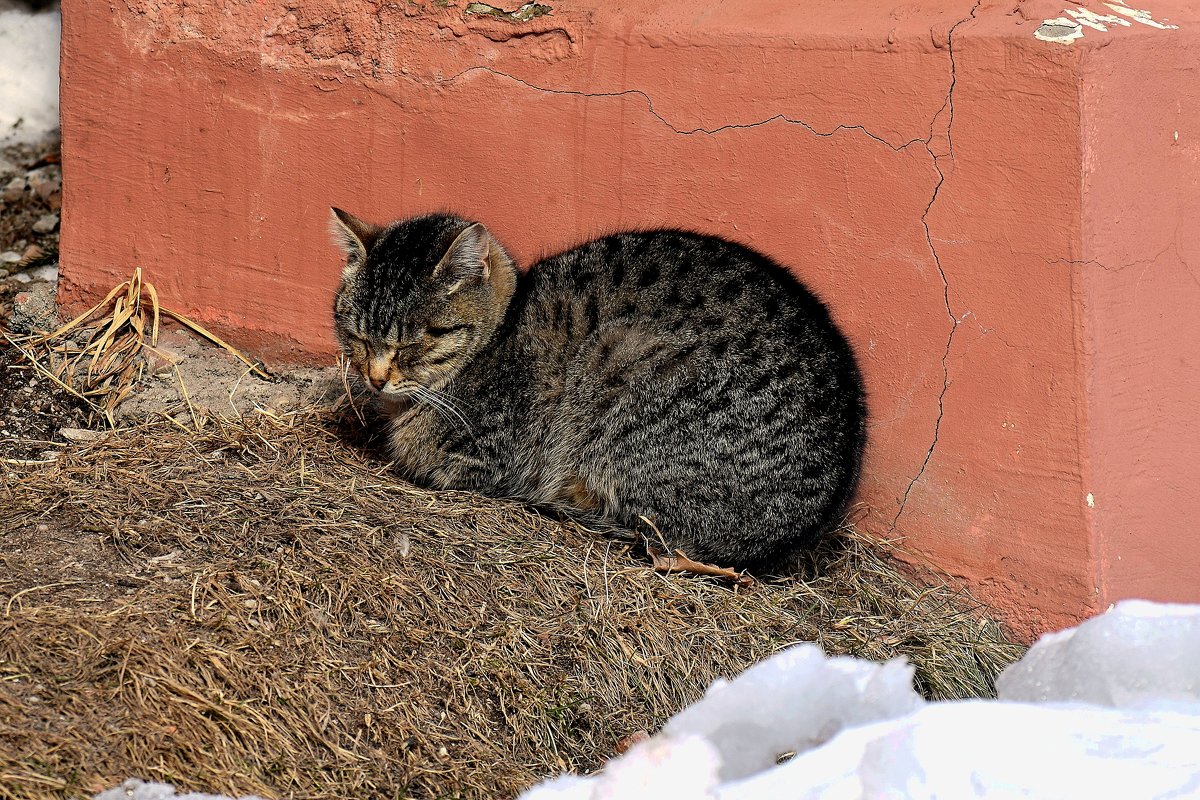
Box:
[391,383,460,432]
[412,385,475,439]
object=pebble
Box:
[0,250,20,264]
[0,156,20,179]
[32,213,59,234]
[1,176,25,202]
[30,264,58,282]
[59,427,105,443]
[26,166,60,199]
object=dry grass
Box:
[1,268,268,425]
[0,404,1024,800]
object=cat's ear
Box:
[329,207,383,266]
[436,223,499,291]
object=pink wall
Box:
[58,0,1200,640]
[1080,32,1200,605]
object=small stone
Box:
[8,282,59,334]
[59,428,105,443]
[33,175,61,202]
[0,157,20,179]
[25,166,58,196]
[147,346,185,375]
[32,213,59,234]
[0,251,20,264]
[2,176,25,202]
[30,264,58,282]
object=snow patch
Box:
[0,8,60,145]
[997,599,1200,709]
[519,601,1200,800]
[661,644,921,783]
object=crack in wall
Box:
[889,0,983,533]
[431,12,984,533]
[441,66,928,152]
[1044,242,1177,274]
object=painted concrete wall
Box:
[1079,31,1200,607]
[57,0,1199,640]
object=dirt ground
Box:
[0,134,81,463]
[0,136,60,327]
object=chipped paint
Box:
[1035,17,1085,43]
[1037,1,1178,43]
[464,2,553,22]
[1066,8,1130,30]
[1103,2,1179,28]
[1087,492,1096,508]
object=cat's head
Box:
[329,209,517,395]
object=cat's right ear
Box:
[329,208,384,271]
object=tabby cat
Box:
[330,209,866,570]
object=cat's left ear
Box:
[436,223,511,292]
[329,207,384,267]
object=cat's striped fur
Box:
[331,210,866,569]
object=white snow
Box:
[94,780,265,800]
[718,702,1200,799]
[661,645,922,783]
[518,600,1200,800]
[0,8,60,146]
[997,600,1200,709]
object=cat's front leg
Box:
[387,412,498,492]
[423,452,502,493]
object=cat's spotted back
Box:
[331,210,866,569]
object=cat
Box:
[330,209,866,570]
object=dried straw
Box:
[2,268,268,426]
[0,405,1024,800]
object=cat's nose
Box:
[368,375,387,390]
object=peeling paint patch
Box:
[464,2,553,22]
[1087,492,1096,508]
[1035,18,1085,43]
[1103,2,1179,29]
[1036,1,1178,44]
[1066,8,1130,31]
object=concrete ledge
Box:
[59,0,1200,639]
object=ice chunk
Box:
[94,780,264,800]
[998,600,1200,708]
[519,644,922,798]
[720,701,1200,799]
[520,603,1200,800]
[520,736,720,800]
[662,644,922,783]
